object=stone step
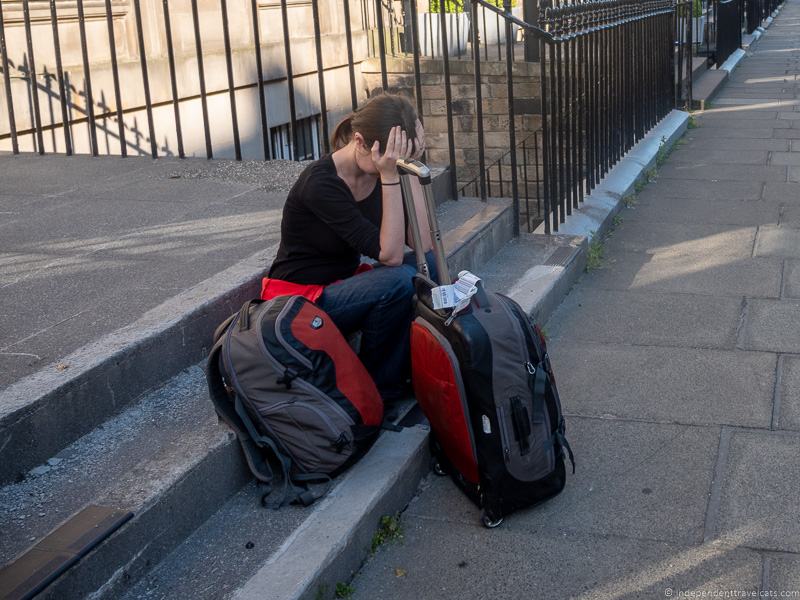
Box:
[110,239,588,600]
[0,165,460,487]
[478,233,586,326]
[0,366,249,600]
[119,414,429,600]
[692,56,711,80]
[0,193,514,599]
[692,68,729,110]
[439,197,515,276]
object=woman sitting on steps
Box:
[264,93,437,403]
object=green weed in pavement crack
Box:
[655,136,671,167]
[335,582,355,599]
[371,514,403,553]
[586,232,605,272]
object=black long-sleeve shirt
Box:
[268,156,383,285]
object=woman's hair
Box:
[331,93,418,154]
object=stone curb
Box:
[234,424,431,600]
[720,49,747,74]
[0,245,277,484]
[532,109,690,243]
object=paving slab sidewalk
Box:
[350,2,800,597]
[0,156,305,390]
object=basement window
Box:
[270,114,322,161]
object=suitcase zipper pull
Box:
[526,362,536,375]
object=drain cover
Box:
[542,246,575,267]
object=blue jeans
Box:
[316,251,437,402]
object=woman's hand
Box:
[411,119,426,160]
[371,126,413,181]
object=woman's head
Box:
[331,94,419,164]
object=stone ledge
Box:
[533,109,690,242]
[233,424,431,600]
[0,168,490,486]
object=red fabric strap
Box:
[261,263,374,303]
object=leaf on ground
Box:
[395,568,407,578]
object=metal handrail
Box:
[471,0,678,45]
[471,0,554,42]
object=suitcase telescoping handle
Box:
[396,158,451,286]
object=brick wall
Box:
[361,57,543,201]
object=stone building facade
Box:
[0,0,379,158]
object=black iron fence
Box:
[675,0,695,108]
[422,0,691,233]
[535,0,677,233]
[745,0,780,33]
[716,0,743,66]
[0,0,382,160]
[1,0,698,234]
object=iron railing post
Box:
[311,0,329,156]
[190,0,212,158]
[375,0,389,89]
[471,0,487,201]
[162,0,184,158]
[280,0,300,159]
[251,0,272,159]
[343,0,359,111]
[504,0,520,236]
[22,0,45,154]
[220,0,242,160]
[103,0,125,156]
[439,0,458,199]
[132,0,156,157]
[50,0,72,155]
[0,0,17,154]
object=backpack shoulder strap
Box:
[534,361,575,474]
[207,325,331,507]
[207,335,275,486]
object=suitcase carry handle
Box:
[396,158,451,286]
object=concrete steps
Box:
[692,56,710,80]
[0,366,249,599]
[0,165,458,488]
[0,189,515,600]
[117,240,590,600]
[692,69,729,110]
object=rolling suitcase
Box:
[397,158,575,528]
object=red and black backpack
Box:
[206,296,383,506]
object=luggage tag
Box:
[431,270,482,326]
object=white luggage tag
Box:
[430,270,482,326]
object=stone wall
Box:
[361,56,542,200]
[0,0,382,158]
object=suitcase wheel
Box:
[433,461,448,477]
[480,510,504,529]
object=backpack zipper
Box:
[222,320,302,466]
[254,310,355,427]
[496,405,512,463]
[506,297,564,420]
[495,297,539,387]
[263,400,351,449]
[274,298,314,370]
